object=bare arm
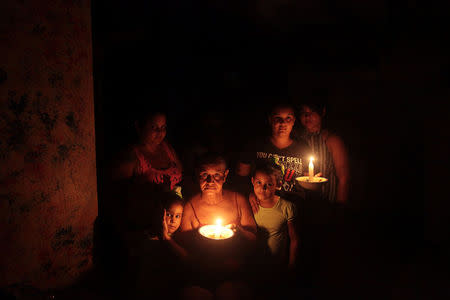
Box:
[327,135,350,204]
[248,192,260,214]
[110,149,137,181]
[237,193,257,242]
[180,202,194,232]
[287,220,299,270]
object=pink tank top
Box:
[133,141,182,190]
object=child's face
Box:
[252,171,278,202]
[165,203,183,234]
[269,106,295,138]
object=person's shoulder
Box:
[223,189,242,198]
[278,197,294,206]
[224,189,247,203]
[182,197,195,216]
[290,138,311,153]
[324,130,346,149]
[278,197,297,212]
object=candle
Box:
[309,156,314,181]
[198,218,234,240]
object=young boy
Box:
[251,162,299,271]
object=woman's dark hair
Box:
[265,98,297,119]
[135,107,168,129]
[297,88,329,115]
[195,151,228,172]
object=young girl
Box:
[132,191,187,300]
[251,163,299,271]
[153,193,188,259]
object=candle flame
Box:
[310,156,314,162]
[215,218,222,226]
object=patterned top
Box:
[133,141,182,191]
[300,130,337,203]
[241,137,312,193]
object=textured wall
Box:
[0,0,97,289]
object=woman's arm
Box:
[327,135,350,204]
[287,220,299,270]
[163,236,188,260]
[180,202,194,232]
[236,193,257,242]
[110,148,137,181]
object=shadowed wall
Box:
[0,0,97,289]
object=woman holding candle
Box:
[297,99,350,205]
[178,152,257,300]
[233,101,312,206]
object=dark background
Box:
[90,0,445,296]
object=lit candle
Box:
[309,156,314,181]
[214,218,223,239]
[198,217,234,240]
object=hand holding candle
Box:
[296,156,328,190]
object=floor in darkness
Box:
[2,212,448,300]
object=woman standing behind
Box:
[97,108,183,296]
[298,100,350,205]
[107,108,183,258]
[112,109,182,194]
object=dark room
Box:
[0,1,445,299]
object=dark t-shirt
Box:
[240,137,312,193]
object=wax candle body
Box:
[309,157,314,181]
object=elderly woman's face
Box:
[199,162,229,195]
[140,113,167,145]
